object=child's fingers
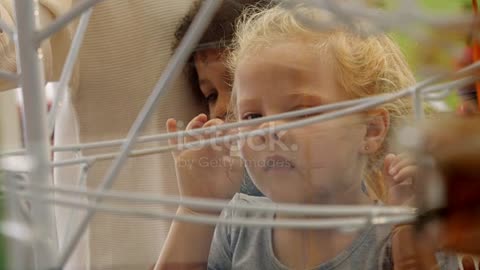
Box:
[390,152,414,166]
[203,118,228,140]
[384,153,417,206]
[393,165,417,183]
[389,154,415,175]
[203,118,232,152]
[383,153,397,190]
[166,118,178,146]
[383,153,396,175]
[184,114,208,144]
[203,118,224,131]
[186,114,208,130]
[166,118,181,158]
[384,154,396,170]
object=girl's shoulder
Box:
[224,193,274,219]
[231,193,272,205]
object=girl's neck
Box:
[337,180,373,205]
[274,180,373,219]
[272,226,359,269]
[271,177,373,269]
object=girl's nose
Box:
[258,121,281,143]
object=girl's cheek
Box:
[238,141,253,162]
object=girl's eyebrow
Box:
[285,93,323,104]
[238,93,323,106]
[238,98,260,109]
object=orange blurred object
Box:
[417,115,480,255]
[472,0,480,109]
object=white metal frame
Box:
[0,0,478,269]
[11,0,57,269]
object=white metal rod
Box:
[2,75,473,170]
[51,157,92,167]
[3,62,480,160]
[4,72,470,159]
[3,65,480,158]
[0,18,15,39]
[456,56,480,77]
[422,76,479,95]
[48,9,93,137]
[36,0,102,43]
[3,174,31,270]
[158,86,414,155]
[53,95,375,152]
[54,123,368,168]
[297,0,476,37]
[163,71,448,157]
[423,76,480,101]
[57,1,223,267]
[0,93,416,159]
[61,163,90,249]
[13,0,57,268]
[10,189,415,230]
[0,95,376,157]
[51,146,171,167]
[0,149,25,156]
[425,90,453,101]
[48,76,467,168]
[15,194,32,225]
[414,87,424,121]
[2,10,480,156]
[51,100,398,167]
[0,70,18,82]
[3,179,415,217]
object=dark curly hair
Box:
[173,0,272,106]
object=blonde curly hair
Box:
[227,4,421,202]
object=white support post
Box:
[413,87,424,121]
[4,173,32,270]
[13,0,58,269]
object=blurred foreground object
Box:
[416,115,480,255]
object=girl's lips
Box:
[263,154,295,171]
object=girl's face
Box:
[194,48,232,120]
[235,42,370,204]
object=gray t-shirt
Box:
[208,194,394,270]
[208,194,457,270]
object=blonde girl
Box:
[156,4,453,270]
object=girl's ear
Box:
[360,108,390,154]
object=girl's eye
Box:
[242,113,262,120]
[295,106,322,118]
[206,91,218,103]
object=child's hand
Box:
[166,114,243,203]
[383,153,417,206]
